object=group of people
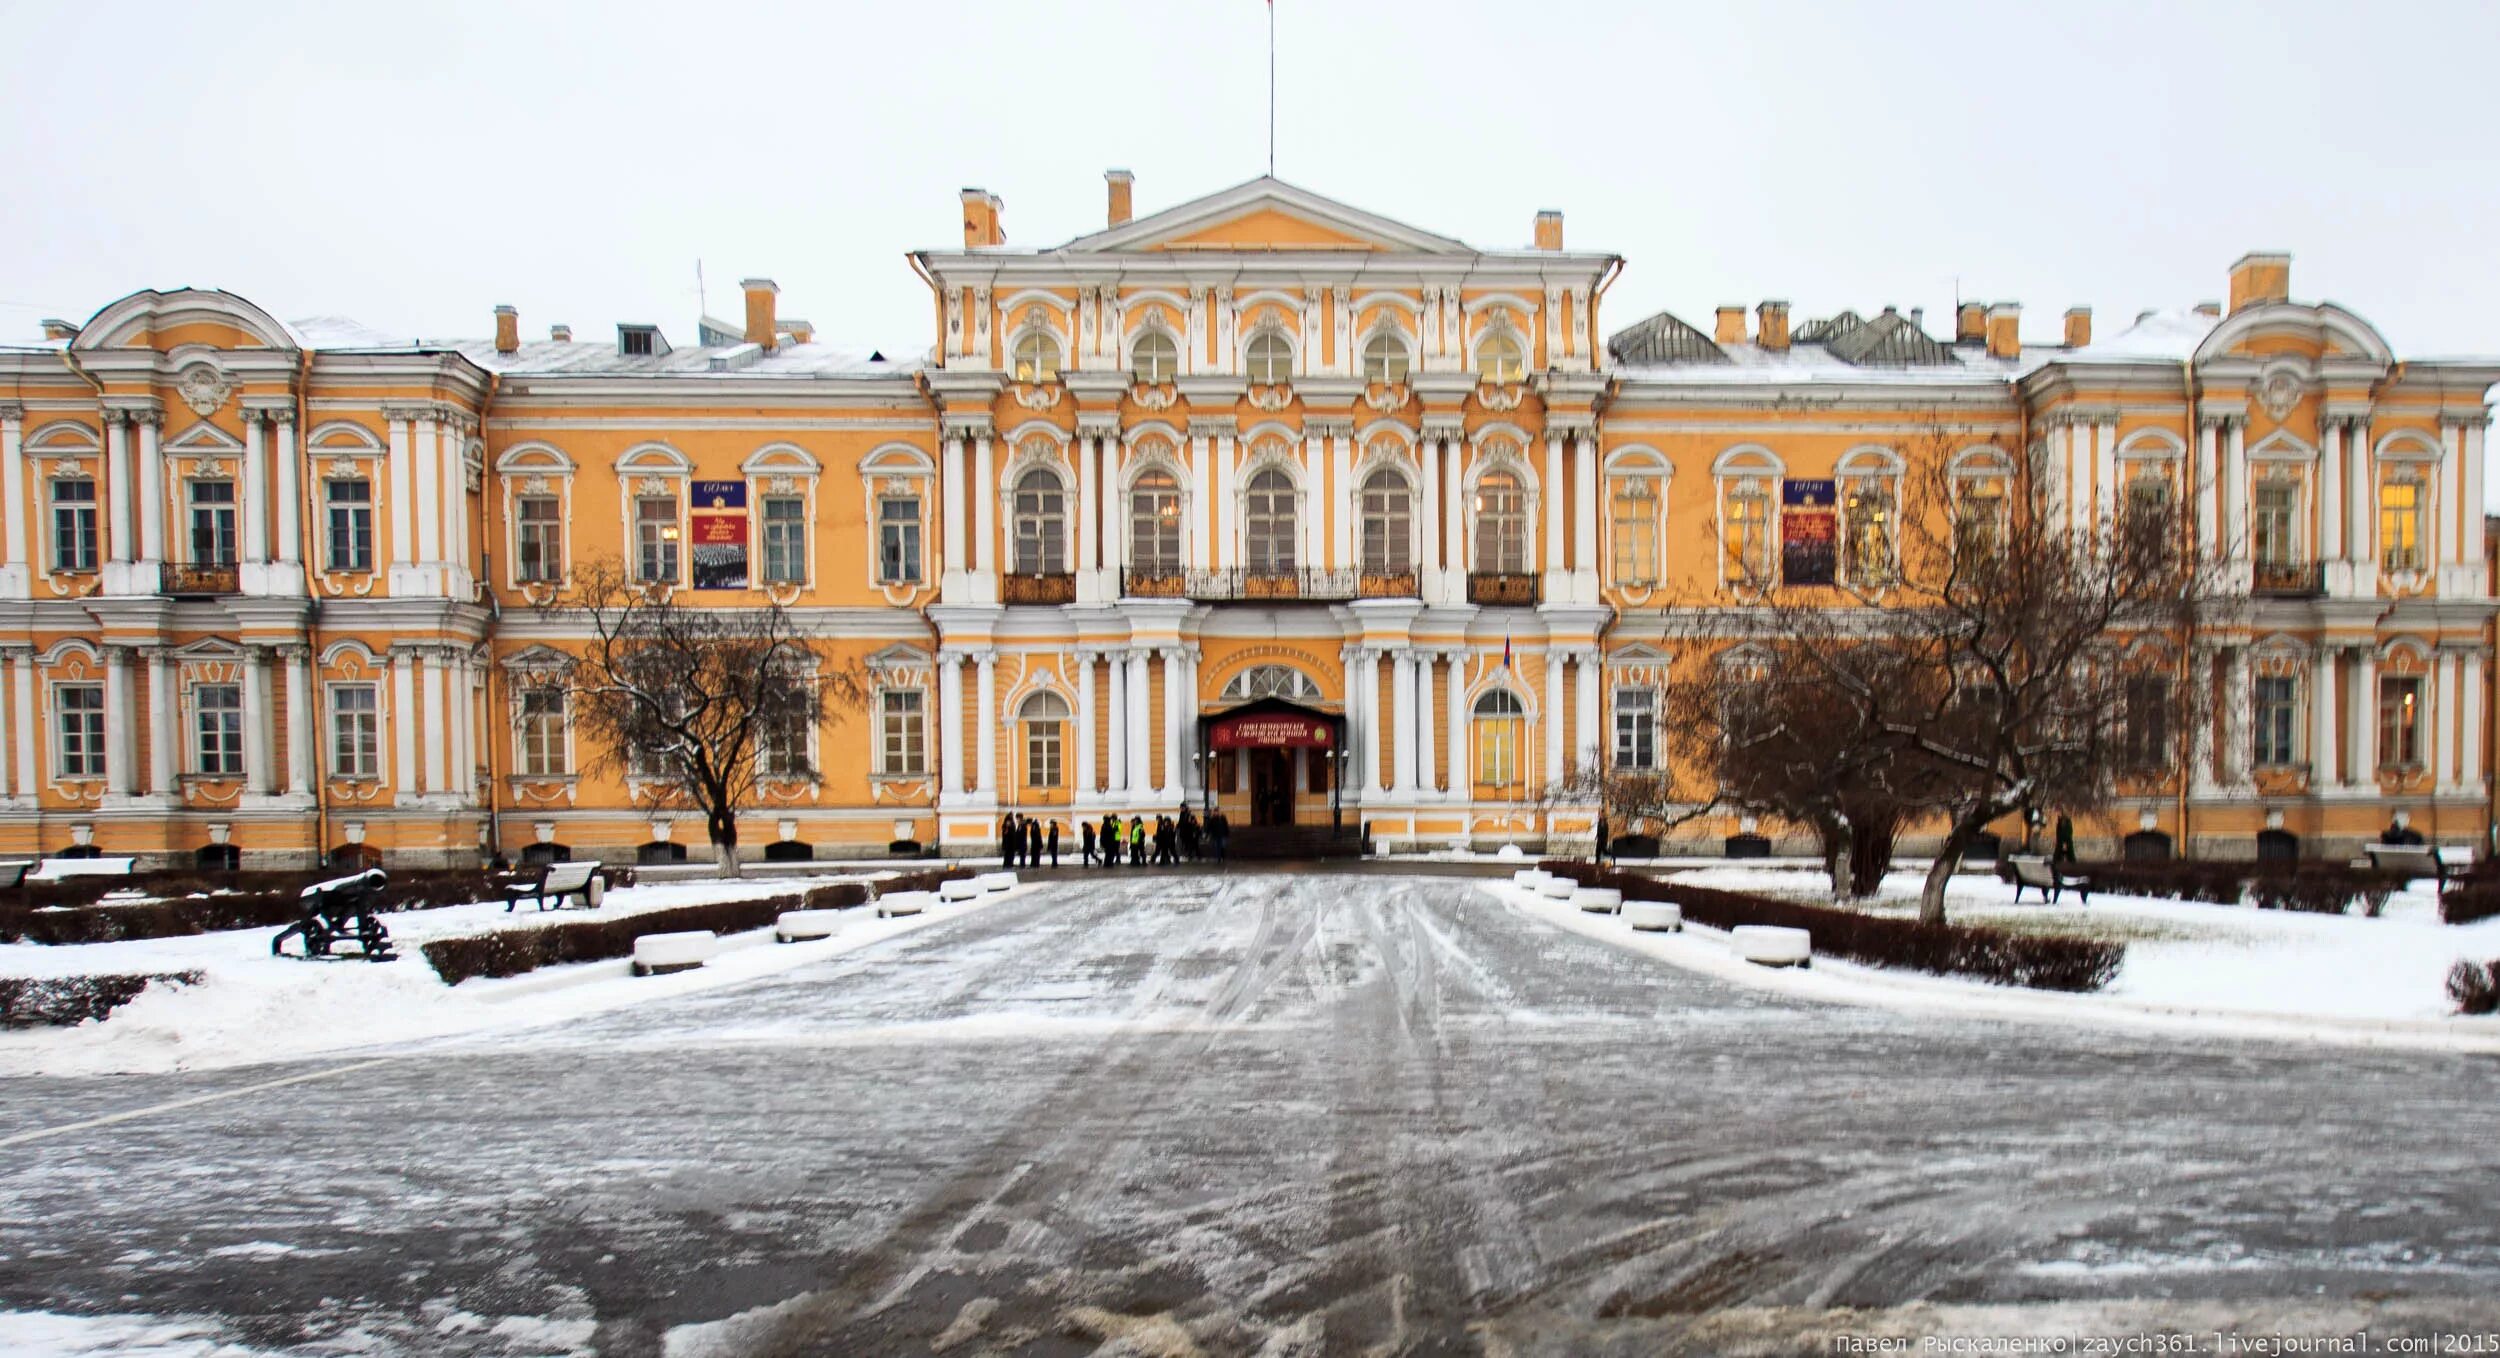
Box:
[996,805,1233,870]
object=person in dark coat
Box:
[1178,805,1200,861]
[2053,814,2077,863]
[1047,820,1060,868]
[1594,814,1610,864]
[1102,813,1122,866]
[1129,815,1147,865]
[1208,810,1230,863]
[1000,812,1019,868]
[1025,819,1042,867]
[2385,813,2425,846]
[1081,819,1096,866]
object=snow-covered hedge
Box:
[2448,960,2500,1015]
[420,880,880,984]
[0,972,202,1028]
[2441,883,2500,926]
[0,869,551,946]
[1544,860,2125,993]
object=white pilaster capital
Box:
[0,401,23,423]
[1187,416,1237,439]
[1421,413,1467,440]
[1075,411,1121,438]
[1305,415,1356,438]
[378,400,434,424]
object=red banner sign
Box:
[1209,713,1334,749]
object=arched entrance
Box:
[1203,666,1341,830]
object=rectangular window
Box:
[761,496,807,585]
[51,479,98,573]
[1479,720,1519,786]
[193,683,243,777]
[2251,481,2299,567]
[1611,477,1658,586]
[2379,478,2425,573]
[55,683,105,778]
[516,495,562,582]
[188,480,238,566]
[760,711,809,778]
[877,496,922,584]
[2122,673,2172,771]
[635,496,679,583]
[325,479,373,572]
[1612,687,1658,771]
[1725,482,1771,583]
[2252,675,2298,769]
[517,688,567,777]
[2378,675,2424,770]
[330,684,380,779]
[880,689,926,775]
[1026,718,1062,788]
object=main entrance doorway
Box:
[1247,748,1294,826]
[1204,696,1341,832]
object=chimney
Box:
[1756,300,1790,352]
[1955,302,1986,343]
[741,277,779,350]
[2063,307,2092,348]
[2228,251,2290,314]
[40,318,77,342]
[1985,303,2021,359]
[549,323,572,343]
[493,304,519,355]
[1714,306,1747,345]
[1533,210,1564,251]
[783,320,814,345]
[2194,300,2222,320]
[960,188,1005,248]
[1909,307,1924,333]
[1106,169,1134,227]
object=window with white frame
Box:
[1724,476,1773,583]
[635,494,679,583]
[1129,471,1182,575]
[1844,481,1894,585]
[877,494,921,584]
[759,707,810,778]
[1012,331,1061,383]
[2380,472,2427,573]
[879,688,926,776]
[1245,331,1292,384]
[1955,470,2008,560]
[193,682,243,777]
[2378,674,2424,769]
[55,683,104,778]
[1244,466,1297,573]
[330,683,380,779]
[516,688,567,776]
[515,495,562,582]
[2252,479,2301,567]
[187,479,237,566]
[761,494,807,584]
[1477,331,1526,384]
[1021,691,1068,788]
[2121,670,2172,771]
[2252,674,2299,769]
[49,477,97,574]
[1474,688,1526,785]
[1613,687,1658,770]
[1610,475,1659,587]
[1359,470,1410,576]
[1473,471,1528,574]
[1131,331,1177,384]
[1011,469,1065,574]
[325,478,373,572]
[1362,332,1410,384]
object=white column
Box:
[1127,650,1153,793]
[2188,649,2218,797]
[2441,422,2465,567]
[1187,429,1211,570]
[135,413,164,563]
[1074,651,1097,795]
[238,647,271,795]
[386,411,415,566]
[2310,647,2337,788]
[440,415,464,569]
[1542,648,1566,787]
[2222,646,2250,788]
[1542,432,1565,588]
[1355,647,1380,794]
[242,413,269,565]
[107,648,138,797]
[1444,441,1466,583]
[2195,419,2221,559]
[1390,649,1417,794]
[2462,421,2487,569]
[941,431,968,587]
[1181,648,1201,795]
[2066,422,2090,534]
[448,655,471,803]
[2460,649,2485,790]
[2348,646,2377,790]
[1076,434,1097,580]
[2435,650,2459,789]
[105,415,134,563]
[937,654,966,796]
[287,646,314,797]
[973,433,996,589]
[391,650,417,798]
[974,651,997,797]
[10,649,36,799]
[1103,441,1128,590]
[1161,646,1184,796]
[274,411,302,566]
[1574,432,1599,598]
[1214,433,1237,569]
[2320,419,2345,563]
[1444,652,1466,798]
[1115,650,1135,795]
[1415,652,1437,795]
[1416,431,1440,589]
[2350,422,2374,571]
[1301,429,1326,573]
[412,409,442,566]
[421,649,448,795]
[0,404,24,583]
[2222,417,2247,579]
[1330,427,1354,569]
[1574,648,1601,777]
[2093,420,2117,525]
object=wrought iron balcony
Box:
[1119,569,1189,599]
[2251,559,2323,598]
[1467,572,1539,606]
[999,572,1076,605]
[1184,567,1358,601]
[164,562,239,596]
[1356,571,1420,599]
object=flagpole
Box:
[1267,0,1277,176]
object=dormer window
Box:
[617,324,668,358]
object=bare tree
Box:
[523,559,865,876]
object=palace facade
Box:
[1,175,2493,867]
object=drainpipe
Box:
[2178,359,2197,857]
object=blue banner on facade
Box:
[1781,478,1837,586]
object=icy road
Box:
[4,872,2499,1356]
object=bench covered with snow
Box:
[975,871,1018,893]
[882,889,942,916]
[502,860,604,912]
[1512,868,1549,890]
[631,930,715,976]
[1732,925,1812,967]
[1536,875,1578,900]
[1571,886,1622,915]
[775,909,845,942]
[2007,855,2092,905]
[1625,900,1683,932]
[0,861,31,889]
[936,877,983,903]
[29,856,137,881]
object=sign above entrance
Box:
[1210,712,1335,750]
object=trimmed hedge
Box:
[418,875,909,985]
[0,972,202,1028]
[2248,865,2407,917]
[1542,859,2125,993]
[0,868,523,946]
[2448,960,2500,1016]
[2441,883,2500,927]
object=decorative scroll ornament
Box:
[176,363,235,416]
[1131,384,1177,411]
[636,475,669,497]
[1012,383,1064,411]
[2256,369,2304,423]
[1247,384,1294,412]
[521,474,553,495]
[765,474,798,495]
[198,457,230,478]
[328,456,359,478]
[1477,384,1526,412]
[1362,384,1408,412]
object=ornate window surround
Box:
[495,442,577,595]
[859,442,933,602]
[1602,445,1673,598]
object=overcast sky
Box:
[4,0,2498,368]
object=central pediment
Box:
[1060,176,1476,256]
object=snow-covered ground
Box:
[0,873,1024,1077]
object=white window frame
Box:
[53,681,106,779]
[328,681,381,780]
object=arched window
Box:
[1011,468,1065,574]
[1244,466,1297,573]
[1844,481,1894,585]
[1020,690,1070,788]
[1011,331,1061,384]
[1131,331,1177,384]
[1362,332,1410,384]
[1473,470,1528,573]
[1245,331,1293,384]
[1222,665,1321,702]
[1477,331,1526,384]
[1128,469,1182,575]
[1473,689,1527,787]
[1359,469,1411,576]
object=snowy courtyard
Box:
[4,871,2500,1355]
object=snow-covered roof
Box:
[274,316,922,379]
[2058,308,2219,363]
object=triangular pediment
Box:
[1063,177,1475,256]
[164,419,245,453]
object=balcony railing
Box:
[164,562,240,596]
[1120,569,1189,599]
[2251,559,2323,598]
[1356,571,1420,599]
[1467,572,1540,606]
[1000,572,1076,605]
[1120,567,1421,601]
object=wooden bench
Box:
[2359,842,2449,884]
[2007,855,2092,905]
[501,860,605,912]
[0,862,32,889]
[30,856,137,881]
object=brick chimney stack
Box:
[1533,210,1564,251]
[2064,307,2092,348]
[2228,252,2290,314]
[550,324,572,343]
[1106,169,1134,227]
[1756,300,1790,352]
[1715,306,1747,345]
[742,278,779,351]
[1955,302,1986,344]
[961,188,1005,248]
[1986,303,2022,359]
[494,305,519,355]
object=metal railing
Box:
[163,562,240,596]
[1000,572,1076,605]
[1467,572,1539,606]
[2251,559,2323,597]
[1119,569,1189,599]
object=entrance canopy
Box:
[1206,697,1337,751]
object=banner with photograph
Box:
[1780,478,1837,586]
[690,479,748,589]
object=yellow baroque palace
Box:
[1,175,2494,867]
